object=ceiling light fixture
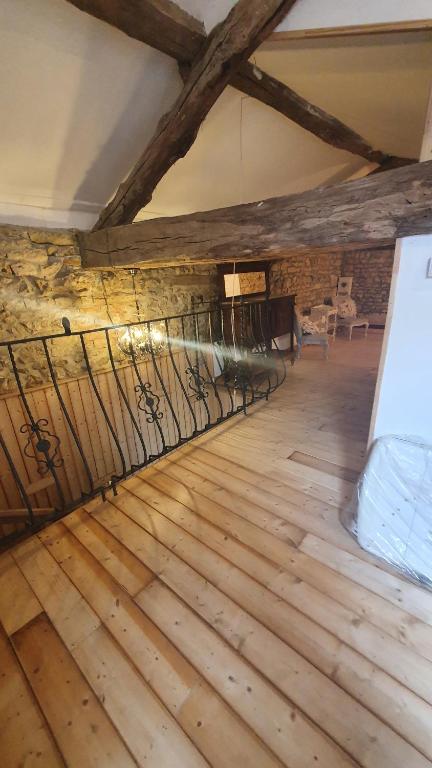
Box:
[117,269,167,358]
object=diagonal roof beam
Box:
[231,63,413,168]
[65,0,205,61]
[66,0,414,173]
[93,0,300,230]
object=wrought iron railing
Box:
[0,300,287,546]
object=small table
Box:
[311,304,338,340]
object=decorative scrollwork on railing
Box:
[0,303,287,548]
[20,418,63,476]
[186,365,209,401]
[136,382,163,423]
[223,358,254,392]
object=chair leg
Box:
[349,326,353,341]
[364,323,369,337]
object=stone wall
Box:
[269,252,343,311]
[341,247,394,317]
[269,247,394,318]
[0,224,394,391]
[0,225,218,391]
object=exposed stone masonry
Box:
[341,247,394,316]
[0,225,393,391]
[269,247,393,320]
[269,252,343,311]
[0,225,218,391]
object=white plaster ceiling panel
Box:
[0,0,182,224]
[140,31,432,219]
[175,0,236,32]
[256,32,432,159]
[276,0,432,32]
[141,86,365,219]
[166,0,432,35]
[160,0,432,32]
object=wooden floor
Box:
[2,329,432,768]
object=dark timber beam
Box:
[65,0,205,62]
[79,159,432,269]
[269,19,432,42]
[66,0,414,181]
[231,63,413,168]
[93,0,299,230]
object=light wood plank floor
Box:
[2,329,432,768]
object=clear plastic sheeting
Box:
[341,434,432,590]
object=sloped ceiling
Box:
[177,0,432,34]
[175,0,234,32]
[138,30,432,220]
[0,0,182,227]
[0,0,431,229]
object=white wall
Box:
[370,235,432,444]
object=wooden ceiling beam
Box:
[269,19,432,42]
[93,0,299,230]
[80,159,432,268]
[66,0,414,181]
[65,0,205,62]
[231,62,413,168]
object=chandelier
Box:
[116,268,167,359]
[118,323,167,359]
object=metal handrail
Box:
[0,300,288,547]
[0,307,223,347]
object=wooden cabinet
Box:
[217,262,295,353]
[220,295,295,352]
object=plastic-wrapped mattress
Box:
[341,434,432,589]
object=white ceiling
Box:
[177,0,432,34]
[176,0,235,33]
[139,30,432,220]
[0,0,431,228]
[275,0,432,32]
[0,0,182,227]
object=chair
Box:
[294,311,329,360]
[332,296,369,341]
[310,304,338,341]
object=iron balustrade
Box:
[0,300,286,546]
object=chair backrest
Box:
[332,295,357,318]
[336,276,353,297]
[310,306,329,332]
[294,311,324,341]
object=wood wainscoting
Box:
[0,348,223,536]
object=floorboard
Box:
[2,330,432,767]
